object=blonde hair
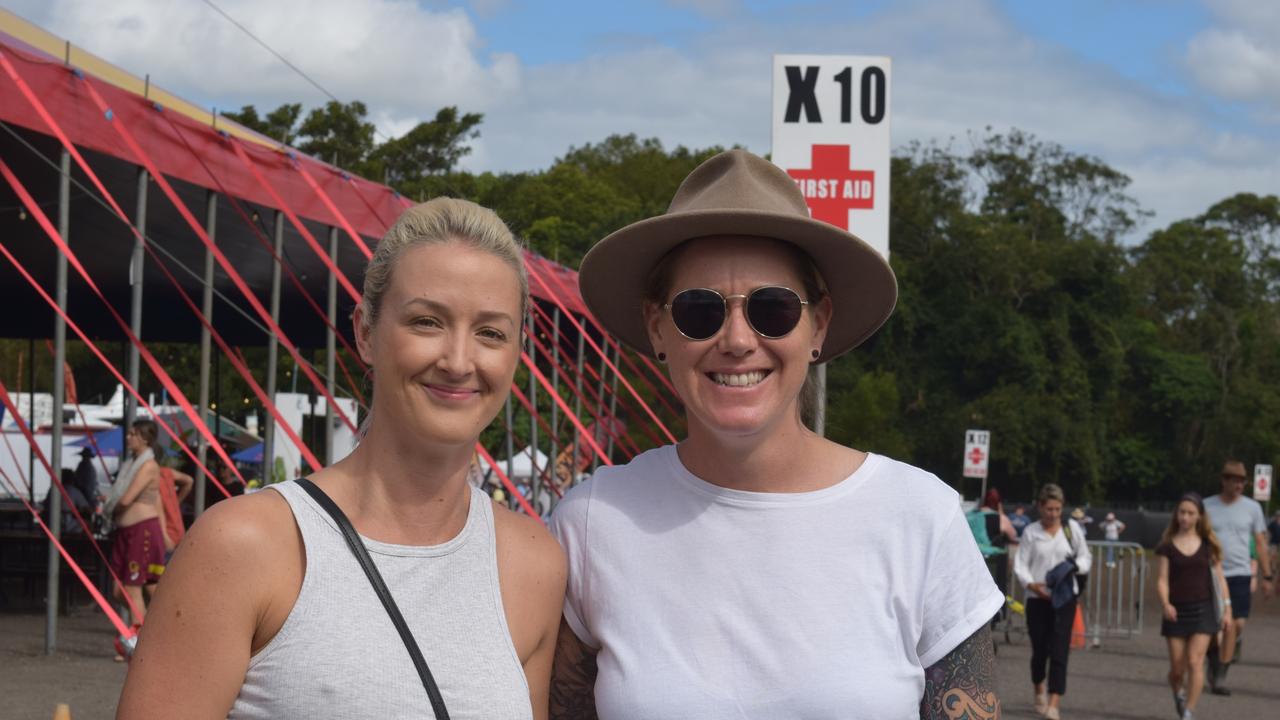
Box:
[359,197,528,334]
[1037,483,1065,506]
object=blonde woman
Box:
[1014,483,1092,719]
[119,199,566,719]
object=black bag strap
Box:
[296,479,450,720]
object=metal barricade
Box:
[1081,541,1146,644]
[1003,540,1146,646]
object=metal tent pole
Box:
[194,192,217,515]
[591,331,608,472]
[27,336,33,505]
[325,227,338,464]
[527,307,539,512]
[605,345,620,460]
[44,148,70,654]
[125,168,147,428]
[570,331,584,485]
[263,211,284,483]
[504,397,515,498]
[549,308,560,497]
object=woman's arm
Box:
[117,492,296,718]
[172,471,195,503]
[1156,555,1175,621]
[1071,521,1093,575]
[116,461,158,512]
[1216,559,1233,630]
[919,625,999,720]
[549,619,599,720]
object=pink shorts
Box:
[111,517,165,586]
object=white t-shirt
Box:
[549,445,1004,720]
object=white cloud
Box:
[1185,0,1280,110]
[8,0,518,122]
[5,0,1277,232]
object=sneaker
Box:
[1034,691,1048,715]
[1181,710,1195,720]
[1209,685,1231,696]
[1172,689,1186,717]
[1043,707,1060,720]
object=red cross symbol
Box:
[786,144,875,229]
[968,447,985,466]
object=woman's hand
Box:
[1027,583,1051,600]
[1162,602,1177,622]
[1221,605,1233,632]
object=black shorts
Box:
[1226,575,1252,619]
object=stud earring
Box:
[811,349,820,360]
[657,352,667,362]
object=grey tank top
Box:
[228,481,532,720]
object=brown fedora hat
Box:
[578,148,897,363]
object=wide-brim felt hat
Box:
[578,148,897,363]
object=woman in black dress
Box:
[1156,492,1231,720]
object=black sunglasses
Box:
[663,286,809,341]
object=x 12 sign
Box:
[963,430,990,480]
[771,55,891,259]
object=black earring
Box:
[657,352,667,362]
[811,349,820,360]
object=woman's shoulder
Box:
[859,453,960,511]
[180,489,301,575]
[491,501,567,595]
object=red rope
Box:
[0,157,234,497]
[65,70,359,437]
[526,301,660,451]
[524,263,677,443]
[524,309,647,455]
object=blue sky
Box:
[8,0,1280,234]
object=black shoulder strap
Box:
[296,479,450,720]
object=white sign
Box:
[963,429,990,480]
[1255,464,1273,501]
[771,54,892,259]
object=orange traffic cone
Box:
[52,703,71,720]
[1070,604,1086,649]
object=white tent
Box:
[479,445,551,482]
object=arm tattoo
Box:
[549,617,599,720]
[919,625,1000,720]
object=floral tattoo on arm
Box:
[920,625,1001,719]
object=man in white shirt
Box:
[1203,459,1272,695]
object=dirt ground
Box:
[2,558,1279,719]
[0,608,126,720]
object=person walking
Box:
[118,198,567,718]
[1156,493,1230,720]
[1014,483,1092,719]
[549,150,1003,719]
[1203,459,1272,694]
[103,420,165,625]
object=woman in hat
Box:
[119,198,566,719]
[549,150,1003,718]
